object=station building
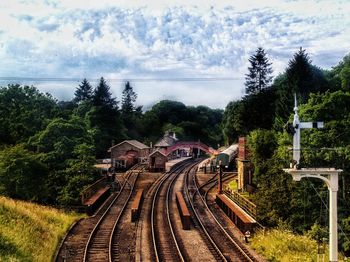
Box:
[109,140,150,169]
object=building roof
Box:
[110,140,150,150]
[94,163,112,170]
[149,149,167,157]
[154,134,178,147]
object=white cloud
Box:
[0,0,349,108]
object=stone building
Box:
[149,150,168,172]
[109,140,150,169]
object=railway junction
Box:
[55,132,267,261]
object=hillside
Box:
[0,196,83,262]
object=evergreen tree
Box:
[245,47,273,95]
[274,48,321,129]
[74,78,93,103]
[286,47,313,102]
[92,77,117,109]
[89,77,125,157]
[121,81,137,115]
[121,81,142,139]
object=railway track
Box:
[55,165,142,262]
[184,165,255,262]
[83,170,140,261]
[151,160,198,262]
[202,173,263,262]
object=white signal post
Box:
[284,95,342,262]
[292,94,324,167]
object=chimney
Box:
[173,132,176,140]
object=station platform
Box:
[165,157,192,172]
[216,193,256,233]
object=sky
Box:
[0,0,349,109]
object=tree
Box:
[121,81,143,139]
[331,53,350,92]
[0,145,48,202]
[28,117,94,168]
[27,116,97,205]
[74,78,93,104]
[222,87,276,140]
[245,47,273,95]
[121,81,137,115]
[0,84,57,145]
[89,77,125,157]
[286,47,314,102]
[92,77,117,108]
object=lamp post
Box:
[283,95,342,262]
[217,160,223,194]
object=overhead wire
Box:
[0,76,244,83]
[306,178,350,245]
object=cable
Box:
[0,76,244,82]
[307,178,350,244]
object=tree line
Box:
[0,78,223,206]
[222,47,350,254]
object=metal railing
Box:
[223,189,257,219]
[81,178,109,204]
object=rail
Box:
[151,162,191,262]
[109,171,141,261]
[188,165,255,261]
[83,169,137,261]
[184,163,227,261]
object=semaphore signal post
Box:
[283,94,342,262]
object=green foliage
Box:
[274,48,330,128]
[222,87,276,141]
[0,196,83,262]
[92,77,117,108]
[29,117,92,164]
[248,129,277,165]
[74,78,93,104]
[121,81,143,140]
[251,159,294,226]
[341,216,350,255]
[245,47,273,95]
[88,105,125,157]
[27,117,97,205]
[250,228,329,261]
[286,47,314,102]
[141,100,223,147]
[121,81,137,115]
[222,100,242,144]
[340,65,350,90]
[0,145,48,202]
[89,77,125,157]
[306,223,328,242]
[332,54,350,91]
[0,84,57,145]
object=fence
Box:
[81,177,109,204]
[224,189,257,219]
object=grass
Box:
[250,228,330,262]
[0,196,84,262]
[227,179,238,190]
[226,179,254,201]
